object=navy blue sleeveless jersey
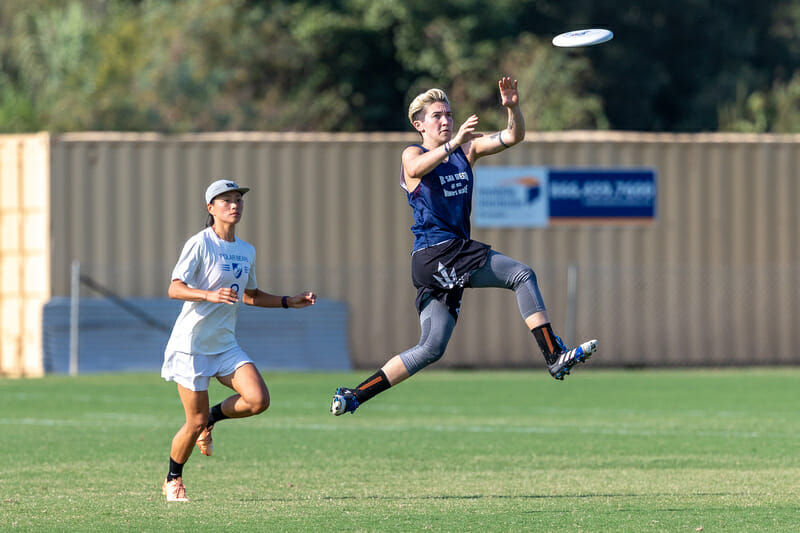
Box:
[400,145,474,251]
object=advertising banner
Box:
[474,167,657,227]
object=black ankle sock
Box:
[207,403,229,427]
[354,370,391,403]
[532,323,559,364]
[167,457,184,481]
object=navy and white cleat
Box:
[330,387,360,415]
[547,339,597,380]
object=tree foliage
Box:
[0,0,798,133]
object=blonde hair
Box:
[408,88,450,125]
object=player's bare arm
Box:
[168,279,239,305]
[243,289,317,308]
[403,114,482,192]
[470,77,526,163]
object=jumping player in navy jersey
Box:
[330,77,597,416]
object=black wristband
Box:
[281,295,289,309]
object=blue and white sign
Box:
[549,169,656,221]
[474,167,657,227]
[473,166,550,227]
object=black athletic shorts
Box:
[411,238,492,320]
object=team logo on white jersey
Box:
[221,262,246,279]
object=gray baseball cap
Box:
[205,179,250,204]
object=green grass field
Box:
[2,368,799,531]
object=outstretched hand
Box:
[452,114,483,146]
[287,291,317,309]
[498,76,519,107]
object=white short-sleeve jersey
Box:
[165,227,258,356]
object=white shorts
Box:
[161,346,254,392]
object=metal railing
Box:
[69,260,172,376]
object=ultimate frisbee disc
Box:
[552,28,613,48]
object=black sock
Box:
[167,457,184,481]
[207,403,229,427]
[353,370,391,403]
[532,323,560,364]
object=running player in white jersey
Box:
[161,179,316,502]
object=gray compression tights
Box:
[399,251,546,375]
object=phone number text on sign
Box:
[549,169,657,219]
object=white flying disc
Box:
[552,28,613,48]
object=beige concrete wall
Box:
[0,133,50,377]
[5,131,799,373]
